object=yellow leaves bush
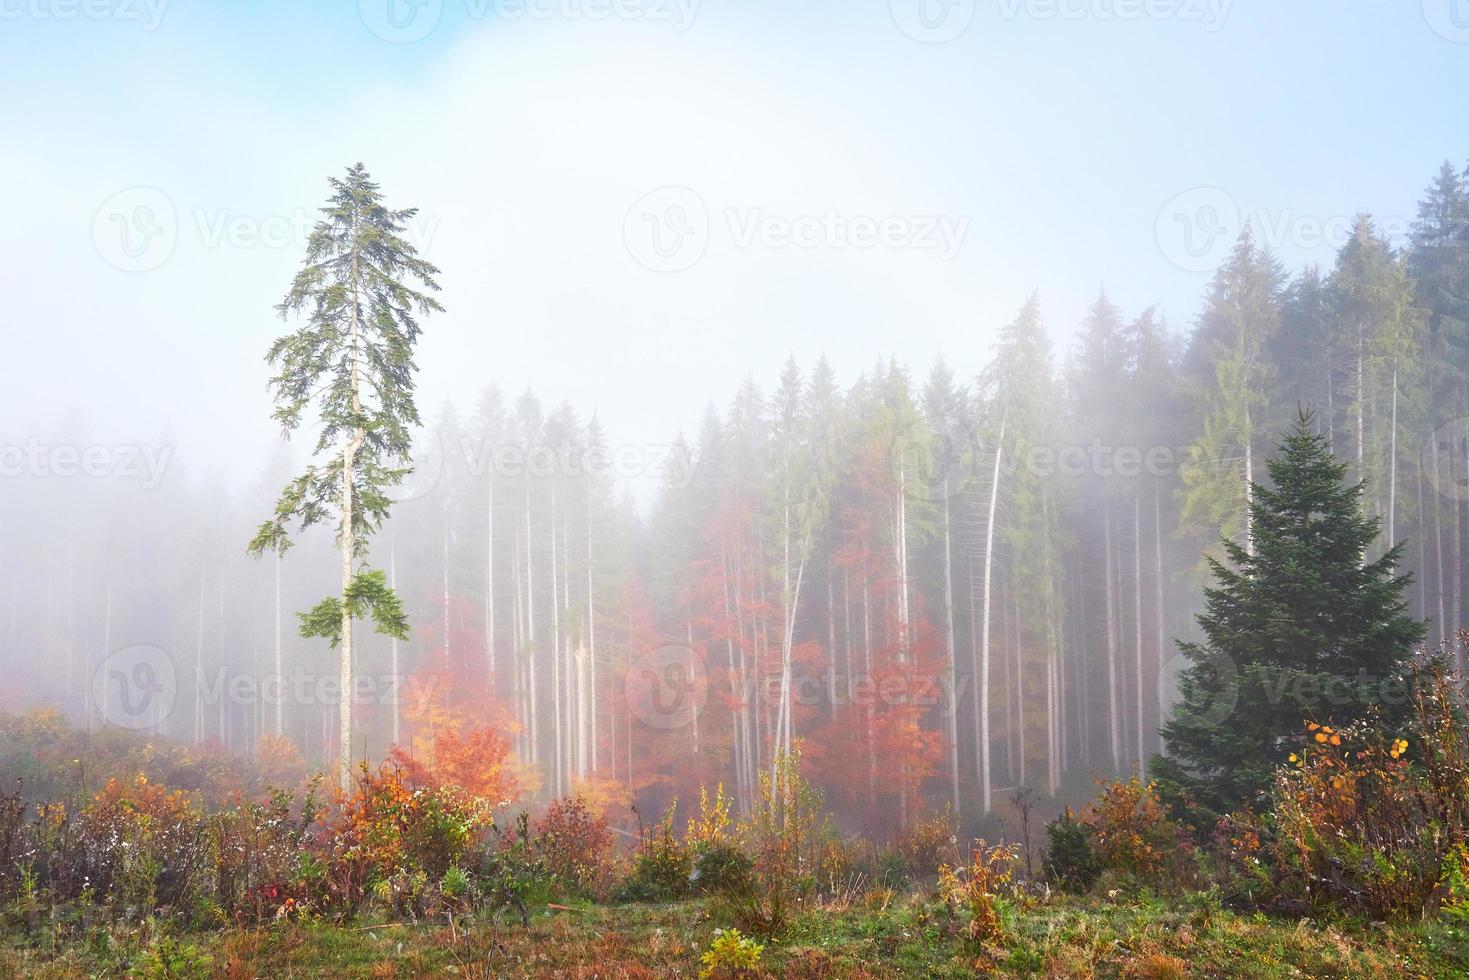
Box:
[938,841,1019,947]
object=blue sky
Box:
[2,0,1466,497]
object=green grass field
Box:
[5,893,1467,979]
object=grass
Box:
[3,893,1468,978]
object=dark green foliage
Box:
[1042,808,1101,894]
[1156,411,1427,815]
[690,842,753,897]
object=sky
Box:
[2,0,1466,503]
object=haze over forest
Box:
[4,0,1469,833]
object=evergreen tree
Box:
[1155,411,1426,814]
[248,163,442,790]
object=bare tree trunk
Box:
[1431,428,1446,649]
[977,419,1005,813]
[550,484,562,797]
[586,491,597,775]
[1153,485,1166,757]
[388,544,399,746]
[275,551,284,737]
[524,485,538,767]
[194,565,205,742]
[1388,363,1398,562]
[485,469,496,689]
[942,487,960,818]
[1104,503,1120,772]
[1243,405,1254,558]
[1133,492,1145,777]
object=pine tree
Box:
[1155,411,1425,814]
[248,163,442,790]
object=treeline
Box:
[3,159,1467,837]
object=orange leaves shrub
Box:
[1245,664,1469,919]
[313,762,495,917]
[1083,776,1192,888]
[532,794,614,899]
[388,724,514,805]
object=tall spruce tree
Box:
[1155,410,1425,814]
[248,163,443,790]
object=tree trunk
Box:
[942,487,960,818]
[977,419,1005,813]
[1153,484,1166,758]
[389,544,400,746]
[486,468,496,690]
[1104,503,1120,772]
[1133,492,1145,777]
[337,248,366,792]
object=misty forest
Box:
[8,8,1469,978]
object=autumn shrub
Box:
[532,794,614,899]
[206,778,323,924]
[313,763,495,919]
[717,751,834,937]
[1041,807,1101,894]
[698,927,765,979]
[78,776,206,918]
[1084,775,1193,890]
[1268,691,1468,919]
[620,801,693,902]
[938,841,1020,948]
[894,806,958,881]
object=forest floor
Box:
[3,892,1467,979]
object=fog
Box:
[2,0,1467,832]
